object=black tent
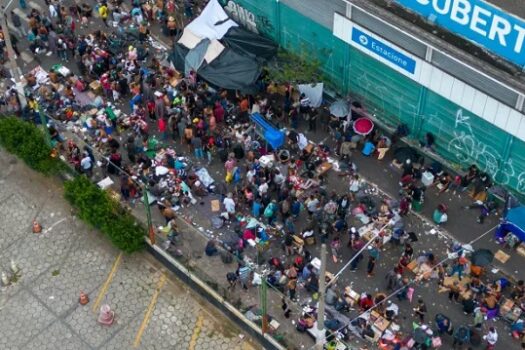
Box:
[169,14,276,92]
[169,40,264,92]
[220,27,277,61]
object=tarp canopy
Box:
[298,83,323,108]
[250,112,285,149]
[170,44,261,92]
[495,205,525,241]
[220,26,277,60]
[170,0,276,92]
[186,0,237,40]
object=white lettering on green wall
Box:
[448,109,525,193]
[224,1,258,33]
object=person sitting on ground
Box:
[511,280,525,301]
[205,239,219,257]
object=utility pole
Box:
[315,243,327,350]
[0,3,26,107]
[143,189,156,245]
[260,274,268,335]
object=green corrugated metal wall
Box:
[219,0,525,197]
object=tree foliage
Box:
[264,48,324,85]
[0,117,61,174]
[64,176,145,253]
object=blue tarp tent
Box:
[495,206,525,242]
[250,113,285,150]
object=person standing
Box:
[287,277,297,301]
[448,281,461,302]
[367,256,376,277]
[191,136,203,159]
[10,11,26,37]
[473,307,484,329]
[237,264,251,290]
[413,299,427,323]
[158,117,167,140]
[98,2,109,26]
[222,193,236,219]
[9,33,20,57]
[19,0,27,10]
[281,298,291,318]
[483,327,498,350]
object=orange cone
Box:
[32,221,42,234]
[79,292,89,305]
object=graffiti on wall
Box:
[355,71,421,133]
[353,71,525,194]
[221,1,273,35]
[447,109,525,193]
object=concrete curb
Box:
[144,237,286,350]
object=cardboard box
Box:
[500,298,514,315]
[495,249,511,263]
[516,244,525,258]
[407,260,418,272]
[373,316,390,332]
[89,80,102,95]
[211,199,220,212]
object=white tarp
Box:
[178,28,203,49]
[298,83,324,108]
[186,0,238,40]
[195,168,215,188]
[204,39,226,63]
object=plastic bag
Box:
[407,287,415,302]
[432,336,442,348]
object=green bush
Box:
[64,176,145,253]
[0,117,61,174]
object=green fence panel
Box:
[420,92,508,178]
[278,4,348,89]
[506,138,525,197]
[346,47,423,130]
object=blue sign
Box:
[394,0,525,67]
[351,27,417,74]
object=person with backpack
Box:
[107,149,122,175]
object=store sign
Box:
[394,0,525,67]
[351,26,417,74]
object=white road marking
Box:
[28,2,43,12]
[42,218,67,234]
[13,8,29,23]
[20,52,34,64]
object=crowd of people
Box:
[1,1,525,349]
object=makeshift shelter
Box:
[495,205,525,242]
[169,0,277,92]
[250,112,285,150]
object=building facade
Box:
[219,0,525,196]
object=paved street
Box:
[1,1,524,349]
[0,149,255,350]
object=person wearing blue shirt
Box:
[257,227,269,242]
[362,139,376,156]
[291,198,301,218]
[252,199,262,218]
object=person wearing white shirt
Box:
[80,153,93,176]
[258,182,269,196]
[484,327,498,348]
[223,193,236,215]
